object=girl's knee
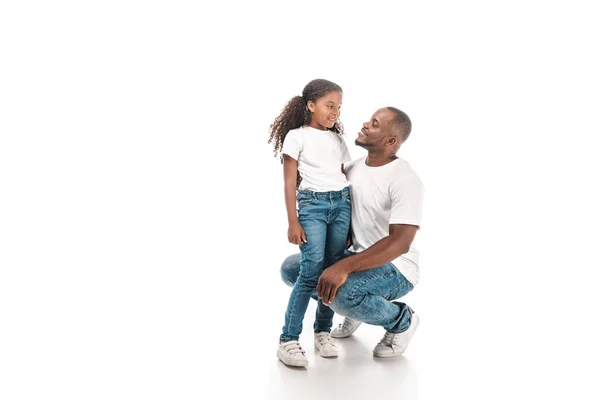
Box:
[280,253,301,287]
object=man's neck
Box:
[365,152,398,167]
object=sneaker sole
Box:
[373,350,405,358]
[278,356,308,367]
[315,346,338,358]
[373,315,420,358]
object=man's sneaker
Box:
[373,312,420,358]
[314,332,338,358]
[331,317,362,338]
[278,341,308,367]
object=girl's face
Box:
[307,90,342,130]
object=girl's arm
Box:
[283,155,306,244]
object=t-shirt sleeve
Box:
[340,136,352,164]
[389,174,424,227]
[281,130,302,160]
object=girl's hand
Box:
[288,221,307,245]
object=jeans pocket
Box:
[297,195,315,210]
[298,199,309,209]
[342,193,352,206]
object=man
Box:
[280,106,424,360]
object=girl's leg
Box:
[280,198,328,342]
[314,190,352,333]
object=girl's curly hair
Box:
[268,79,344,163]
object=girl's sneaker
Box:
[277,341,308,367]
[314,332,338,357]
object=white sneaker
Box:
[331,317,362,338]
[373,312,420,358]
[314,332,338,358]
[278,341,308,367]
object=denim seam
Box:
[284,291,299,341]
[386,279,413,300]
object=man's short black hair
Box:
[386,107,412,142]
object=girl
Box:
[268,79,352,367]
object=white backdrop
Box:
[2,1,599,399]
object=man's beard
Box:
[355,139,374,148]
[355,135,387,148]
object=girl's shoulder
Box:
[285,125,309,140]
[288,125,309,134]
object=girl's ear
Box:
[307,101,316,113]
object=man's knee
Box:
[280,253,301,287]
[329,284,355,316]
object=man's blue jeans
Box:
[280,250,415,333]
[280,187,351,343]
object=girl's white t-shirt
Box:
[281,126,351,192]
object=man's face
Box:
[355,108,395,149]
[307,91,342,130]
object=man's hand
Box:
[288,221,307,245]
[317,261,351,305]
[345,233,353,249]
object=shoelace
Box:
[379,331,399,346]
[283,341,305,355]
[339,318,356,331]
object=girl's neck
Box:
[308,120,327,131]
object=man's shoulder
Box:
[390,159,424,193]
[391,158,420,177]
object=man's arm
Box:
[317,224,418,304]
[344,223,418,272]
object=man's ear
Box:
[387,136,398,146]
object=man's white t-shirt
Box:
[344,156,425,285]
[281,126,351,192]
